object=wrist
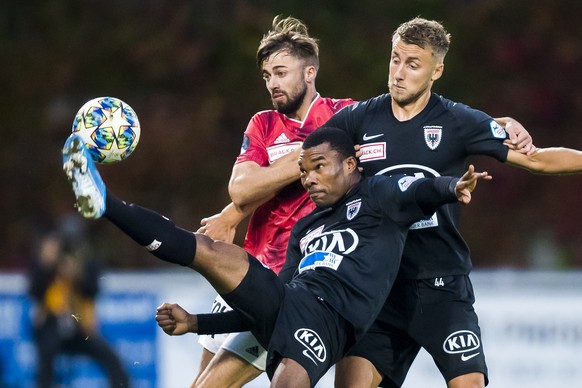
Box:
[187,314,198,333]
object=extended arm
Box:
[506,147,582,174]
[156,303,250,336]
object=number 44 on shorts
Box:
[434,277,445,287]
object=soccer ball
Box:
[72,96,140,164]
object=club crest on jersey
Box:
[424,126,442,150]
[490,120,507,139]
[294,328,327,365]
[346,199,361,220]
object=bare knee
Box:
[335,356,381,388]
[271,358,310,388]
[194,349,262,388]
[447,372,485,388]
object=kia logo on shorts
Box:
[442,330,480,354]
[294,328,327,365]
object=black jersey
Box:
[325,93,509,279]
[279,174,457,338]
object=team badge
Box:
[346,199,361,220]
[424,125,442,150]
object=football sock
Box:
[103,190,197,267]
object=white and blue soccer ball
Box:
[72,96,140,164]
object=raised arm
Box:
[506,147,582,174]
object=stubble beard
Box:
[273,82,308,116]
[389,80,431,108]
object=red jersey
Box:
[235,95,355,274]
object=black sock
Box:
[104,189,197,267]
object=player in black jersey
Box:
[325,17,582,388]
[62,126,489,387]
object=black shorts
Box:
[221,255,284,349]
[346,274,488,387]
[268,283,354,387]
[222,256,354,387]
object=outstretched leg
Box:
[62,133,249,294]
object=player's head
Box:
[299,127,360,208]
[257,16,320,116]
[388,18,451,107]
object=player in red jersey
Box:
[193,16,354,388]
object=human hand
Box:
[354,144,364,172]
[155,303,197,336]
[496,117,536,155]
[455,164,492,204]
[197,212,236,243]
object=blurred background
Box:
[2,0,582,387]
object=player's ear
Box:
[305,65,317,82]
[431,63,444,82]
[344,156,358,173]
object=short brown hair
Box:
[257,16,319,70]
[393,17,451,61]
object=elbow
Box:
[228,182,251,208]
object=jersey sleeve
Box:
[323,102,360,140]
[196,310,251,334]
[371,175,458,226]
[278,226,303,283]
[235,113,270,166]
[450,101,509,162]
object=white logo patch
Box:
[490,120,506,139]
[274,132,290,144]
[424,125,442,150]
[398,176,422,191]
[294,328,327,365]
[144,239,162,251]
[359,142,386,162]
[443,330,481,358]
[346,199,361,220]
[362,133,384,141]
[266,141,301,164]
[299,225,325,254]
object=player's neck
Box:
[289,89,319,121]
[391,90,431,122]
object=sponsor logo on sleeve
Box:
[490,120,507,139]
[295,328,327,365]
[240,135,250,154]
[397,176,422,191]
[144,239,162,251]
